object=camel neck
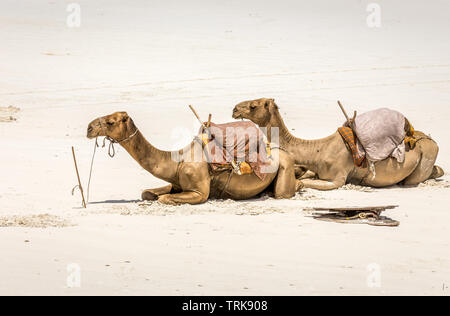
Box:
[266,109,297,146]
[267,108,336,171]
[119,130,178,183]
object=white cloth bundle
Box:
[353,108,406,163]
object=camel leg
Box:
[157,163,210,205]
[158,191,206,205]
[300,170,316,180]
[294,165,316,179]
[403,139,440,185]
[429,165,444,179]
[141,184,175,201]
[300,179,344,190]
[300,171,347,190]
[273,151,296,199]
[294,165,307,178]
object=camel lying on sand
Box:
[87,111,300,205]
[233,98,444,190]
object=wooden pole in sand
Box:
[71,146,86,208]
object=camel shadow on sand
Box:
[88,199,141,205]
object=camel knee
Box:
[186,190,209,204]
[274,175,296,199]
[274,192,295,199]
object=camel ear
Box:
[265,98,277,109]
[120,112,129,123]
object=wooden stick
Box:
[188,105,240,174]
[72,146,86,208]
[337,100,351,124]
[352,110,357,122]
[189,105,206,128]
[337,100,358,127]
[207,113,212,128]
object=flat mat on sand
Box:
[308,205,400,227]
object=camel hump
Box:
[354,108,407,162]
[199,121,271,180]
[207,120,262,131]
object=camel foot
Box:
[141,191,158,201]
[295,180,304,191]
[429,165,444,180]
[141,185,174,201]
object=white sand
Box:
[1,0,449,295]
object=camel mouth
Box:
[232,109,246,120]
[86,125,100,139]
[86,131,98,139]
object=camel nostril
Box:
[88,126,93,133]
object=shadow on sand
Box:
[88,199,141,205]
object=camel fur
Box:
[87,111,301,204]
[232,98,444,190]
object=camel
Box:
[232,98,444,190]
[87,111,300,205]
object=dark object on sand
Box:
[310,205,399,227]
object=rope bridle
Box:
[98,117,139,158]
[86,119,139,202]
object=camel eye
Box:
[250,105,257,110]
[107,121,114,126]
[122,117,128,123]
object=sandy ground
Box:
[1,0,450,295]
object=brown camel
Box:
[87,111,300,204]
[232,98,444,190]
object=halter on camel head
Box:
[87,112,139,157]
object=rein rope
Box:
[85,127,139,203]
[86,138,98,203]
[103,136,117,158]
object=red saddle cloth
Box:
[338,126,365,167]
[200,121,271,180]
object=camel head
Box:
[87,111,137,142]
[232,98,279,126]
